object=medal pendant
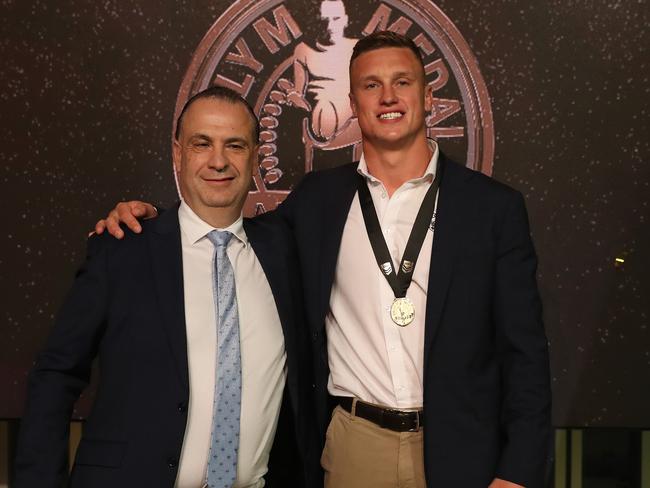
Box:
[390,297,415,327]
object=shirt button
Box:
[177,402,187,413]
[167,457,178,468]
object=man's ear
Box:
[424,83,433,112]
[349,92,357,117]
[252,144,260,177]
[172,139,182,174]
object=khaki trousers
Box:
[321,405,426,488]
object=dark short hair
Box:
[350,30,424,73]
[174,85,260,143]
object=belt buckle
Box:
[401,409,420,432]
[410,410,420,432]
[385,407,417,432]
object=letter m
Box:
[362,4,412,36]
[253,5,302,54]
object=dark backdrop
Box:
[1,0,648,427]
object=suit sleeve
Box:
[13,236,110,488]
[493,191,552,488]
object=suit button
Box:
[312,331,319,342]
[167,457,178,468]
[177,402,187,413]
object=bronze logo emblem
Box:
[175,0,494,215]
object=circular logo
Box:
[175,0,494,215]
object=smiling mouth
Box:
[378,111,404,120]
[204,176,235,183]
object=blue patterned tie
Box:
[206,230,241,488]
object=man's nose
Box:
[380,85,397,104]
[208,148,229,171]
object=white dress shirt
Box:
[326,144,439,409]
[175,201,287,488]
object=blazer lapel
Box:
[148,204,189,391]
[317,164,359,325]
[423,156,468,369]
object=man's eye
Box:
[228,144,245,150]
[365,82,378,89]
[397,79,410,86]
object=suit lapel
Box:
[148,204,189,391]
[318,164,359,325]
[423,156,468,369]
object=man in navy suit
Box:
[96,31,551,488]
[14,87,317,488]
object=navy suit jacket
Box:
[277,155,552,487]
[14,205,318,487]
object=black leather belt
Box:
[337,397,423,432]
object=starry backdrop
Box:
[0,0,648,426]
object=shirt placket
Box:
[374,183,412,406]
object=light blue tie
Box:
[206,230,241,488]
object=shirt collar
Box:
[357,139,439,185]
[178,200,248,247]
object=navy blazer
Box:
[14,205,317,488]
[277,155,552,488]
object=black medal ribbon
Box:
[357,162,441,300]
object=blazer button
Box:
[177,402,187,413]
[167,457,178,468]
[312,331,319,342]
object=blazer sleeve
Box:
[493,191,552,488]
[13,235,110,488]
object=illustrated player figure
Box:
[283,0,362,170]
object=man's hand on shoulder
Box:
[489,479,525,488]
[93,201,158,239]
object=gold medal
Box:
[390,297,415,327]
